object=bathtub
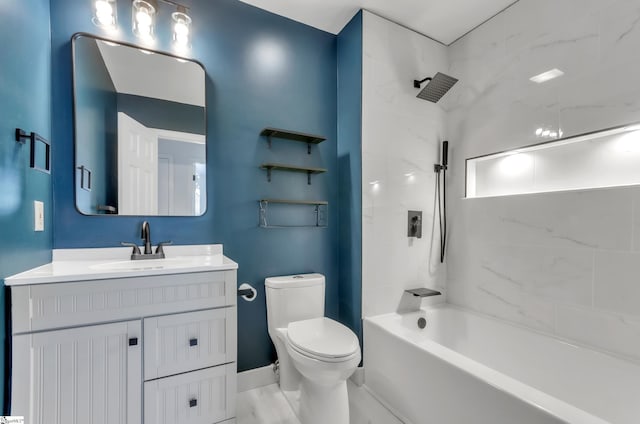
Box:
[363,305,640,424]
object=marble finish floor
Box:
[237,381,404,424]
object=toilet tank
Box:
[265,273,325,333]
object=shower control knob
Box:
[408,211,423,239]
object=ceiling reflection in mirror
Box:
[73,34,206,216]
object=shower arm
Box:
[413,77,432,88]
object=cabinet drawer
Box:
[144,364,236,424]
[12,271,236,333]
[144,307,237,380]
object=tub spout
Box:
[398,288,442,313]
[405,288,442,298]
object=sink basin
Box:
[89,257,198,271]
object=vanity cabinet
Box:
[10,269,237,424]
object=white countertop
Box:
[5,244,238,286]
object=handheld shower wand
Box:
[435,141,448,263]
[434,141,448,174]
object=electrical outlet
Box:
[34,201,44,232]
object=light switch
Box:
[34,201,44,232]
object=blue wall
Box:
[74,37,118,214]
[0,0,52,410]
[50,0,339,371]
[337,12,363,343]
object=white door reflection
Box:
[118,112,205,216]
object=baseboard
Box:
[237,364,277,392]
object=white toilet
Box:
[265,273,361,424]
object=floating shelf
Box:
[261,128,326,154]
[259,199,328,205]
[260,163,327,185]
[259,199,328,228]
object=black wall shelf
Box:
[261,127,326,154]
[259,199,328,228]
[260,163,327,185]
[259,199,328,206]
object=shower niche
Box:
[466,123,640,198]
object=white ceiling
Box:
[237,0,519,45]
[96,40,205,107]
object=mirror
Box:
[72,34,207,216]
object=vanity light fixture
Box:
[172,5,192,49]
[92,0,118,29]
[132,0,157,41]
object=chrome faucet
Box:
[121,221,172,260]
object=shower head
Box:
[413,72,459,103]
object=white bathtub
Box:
[363,305,640,424]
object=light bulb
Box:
[95,0,112,25]
[138,24,150,36]
[136,9,152,27]
[175,21,189,36]
[175,32,188,46]
[132,0,156,40]
[93,0,117,29]
[97,11,113,26]
[95,0,111,13]
[172,9,192,49]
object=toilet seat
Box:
[286,317,359,362]
[287,341,360,363]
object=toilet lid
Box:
[287,318,359,359]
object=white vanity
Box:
[5,244,237,424]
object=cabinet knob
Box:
[189,338,198,347]
[128,337,138,346]
[189,398,197,408]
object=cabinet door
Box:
[12,321,142,424]
[144,364,236,424]
[144,307,237,380]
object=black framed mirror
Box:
[72,33,207,216]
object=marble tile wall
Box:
[361,11,448,317]
[444,0,640,361]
